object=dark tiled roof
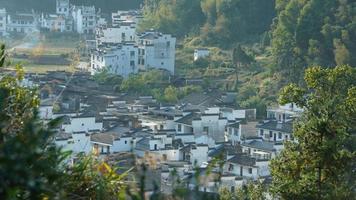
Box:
[228,153,256,166]
[90,133,114,145]
[174,113,201,126]
[256,120,293,133]
[242,140,275,152]
[227,122,240,129]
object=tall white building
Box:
[137,31,176,75]
[91,43,138,78]
[72,6,96,34]
[95,23,136,46]
[0,8,7,36]
[56,0,70,17]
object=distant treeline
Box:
[0,0,142,13]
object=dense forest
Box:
[139,0,275,46]
[140,0,356,82]
[0,0,142,13]
[271,0,356,83]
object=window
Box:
[166,41,170,47]
[177,124,182,132]
[269,131,273,138]
[278,132,282,139]
[130,61,135,67]
[203,126,209,133]
[130,51,135,57]
[81,123,84,126]
[228,164,234,171]
[125,141,127,144]
[260,129,264,136]
[154,144,158,150]
[161,62,164,65]
[248,168,253,174]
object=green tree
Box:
[0,46,66,199]
[163,86,178,103]
[270,65,356,199]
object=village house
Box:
[137,31,176,75]
[71,5,97,34]
[7,12,38,34]
[90,43,138,77]
[56,0,70,17]
[194,48,210,61]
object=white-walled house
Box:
[96,24,136,45]
[174,112,229,143]
[40,14,68,32]
[61,116,103,133]
[0,8,7,36]
[7,13,38,33]
[91,43,138,78]
[72,5,96,34]
[137,31,176,75]
[194,48,209,61]
[226,122,242,145]
[56,0,70,17]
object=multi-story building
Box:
[137,31,176,75]
[91,43,138,78]
[56,0,70,17]
[72,6,96,34]
[0,8,7,36]
[95,23,136,46]
[7,12,38,34]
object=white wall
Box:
[91,44,138,78]
[190,145,209,166]
[138,32,176,75]
[62,117,103,133]
[112,136,134,152]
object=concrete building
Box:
[56,0,70,17]
[7,13,38,33]
[72,6,96,34]
[0,8,7,36]
[91,43,138,78]
[137,31,176,75]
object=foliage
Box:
[139,0,205,37]
[63,155,130,200]
[0,46,66,199]
[93,69,123,91]
[140,0,275,46]
[218,181,266,200]
[271,0,356,83]
[270,65,356,199]
[163,86,178,103]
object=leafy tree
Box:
[270,65,356,199]
[0,46,66,199]
[163,86,178,103]
[63,155,130,200]
[271,0,356,82]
